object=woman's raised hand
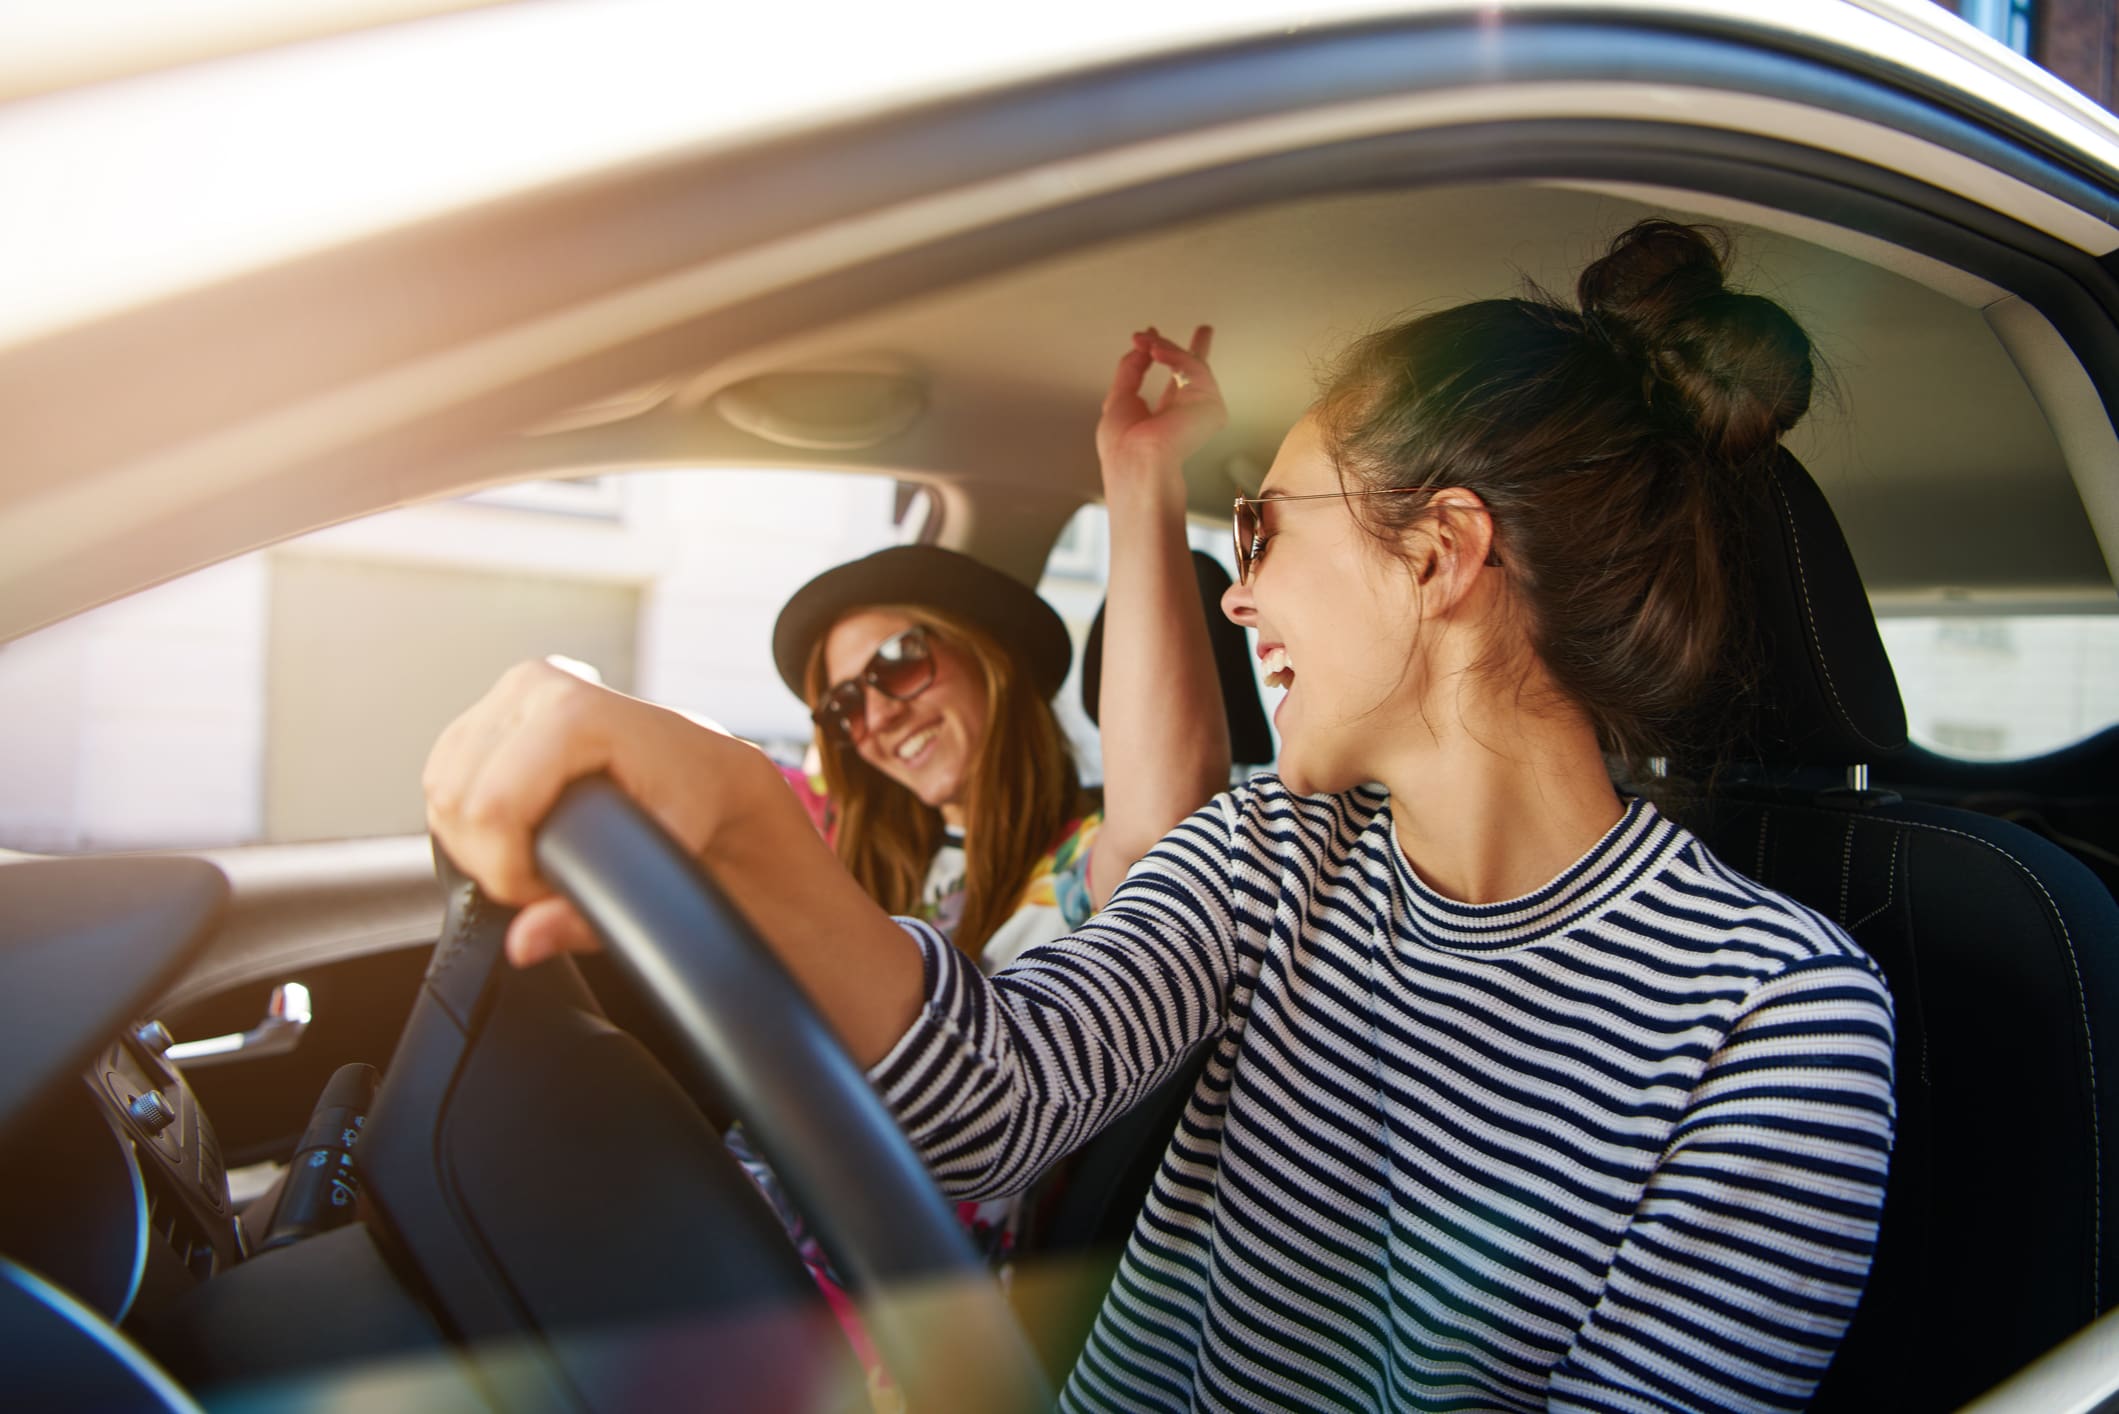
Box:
[1096,325,1225,493]
[422,658,776,968]
[1083,325,1235,906]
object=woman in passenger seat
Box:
[727,327,1235,1318]
[426,222,1895,1413]
[783,326,1232,965]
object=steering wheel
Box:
[364,777,1052,1413]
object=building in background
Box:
[0,471,923,851]
[1937,0,2117,109]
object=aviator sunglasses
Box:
[812,624,937,745]
[1232,489,1502,585]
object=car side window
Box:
[1035,502,1272,786]
[0,470,931,852]
[1877,610,2119,760]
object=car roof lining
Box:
[498,179,2105,602]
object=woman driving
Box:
[425,223,1893,1412]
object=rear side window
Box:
[1876,611,2119,760]
[1035,503,1272,783]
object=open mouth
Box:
[894,722,942,763]
[1262,645,1295,692]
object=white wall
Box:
[635,469,906,750]
[1880,613,2119,758]
[0,469,915,851]
[0,557,265,850]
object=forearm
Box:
[874,799,1243,1197]
[426,662,926,1064]
[704,747,927,1067]
[1091,470,1231,903]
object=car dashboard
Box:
[1,1021,239,1331]
[0,854,475,1411]
[0,840,882,1414]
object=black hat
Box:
[772,545,1073,703]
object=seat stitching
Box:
[1838,818,1856,925]
[1779,481,1893,755]
[1886,815,2101,1309]
[1849,831,1901,933]
[1846,831,1917,1081]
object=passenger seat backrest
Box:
[1080,549,1274,767]
[1680,453,2119,1412]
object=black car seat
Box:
[1677,452,2119,1411]
[1080,549,1275,767]
[1883,730,2119,906]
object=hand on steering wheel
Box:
[421,659,759,969]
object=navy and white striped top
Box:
[870,779,1895,1412]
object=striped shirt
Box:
[869,779,1895,1413]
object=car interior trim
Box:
[116,1120,148,1325]
[0,858,230,1141]
[0,1256,202,1414]
[1986,292,2119,594]
[17,122,2094,649]
[1550,177,2021,302]
[0,111,2092,641]
[1554,178,2119,579]
[1958,1299,2119,1413]
[646,117,2119,589]
[156,837,440,1015]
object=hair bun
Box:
[1577,220,1814,462]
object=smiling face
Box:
[1222,415,1431,796]
[821,608,991,825]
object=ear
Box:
[1406,489,1497,619]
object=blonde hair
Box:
[804,604,1082,959]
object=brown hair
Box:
[1313,220,1814,779]
[804,605,1082,958]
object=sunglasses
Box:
[1231,489,1502,585]
[812,624,937,745]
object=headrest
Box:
[1081,550,1276,766]
[1739,452,1907,765]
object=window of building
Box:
[1957,0,2035,55]
[463,475,625,518]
